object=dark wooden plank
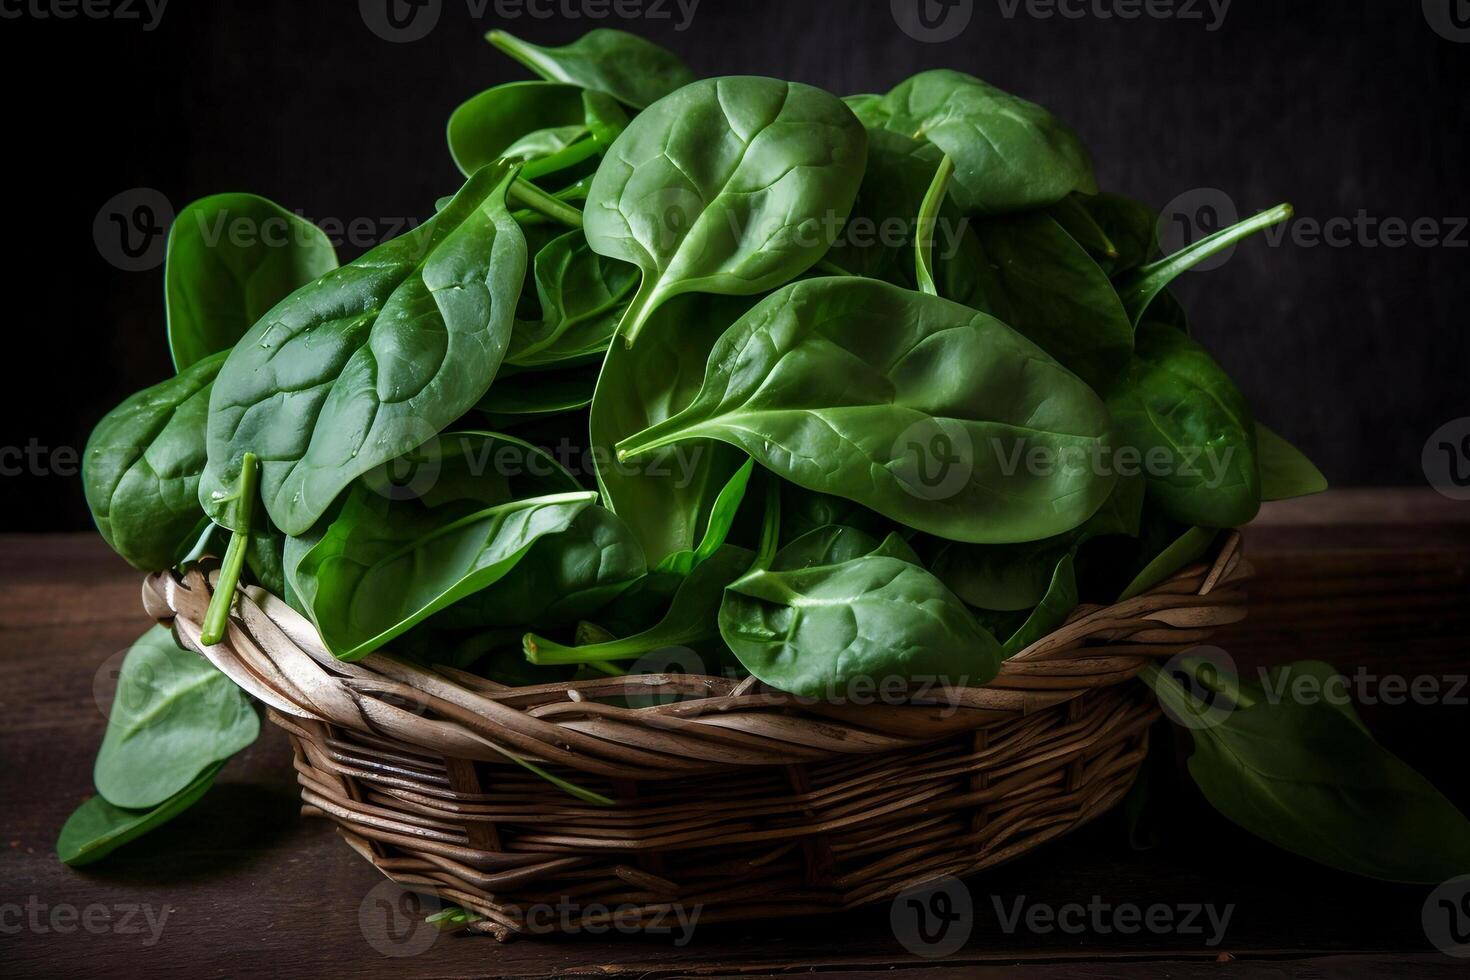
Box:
[3,491,1468,977]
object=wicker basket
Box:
[141,532,1249,941]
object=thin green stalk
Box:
[508,177,584,229]
[1117,203,1293,324]
[199,453,258,646]
[520,136,602,182]
[914,154,955,296]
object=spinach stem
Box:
[508,178,584,229]
[199,452,259,646]
[1118,203,1293,324]
[915,154,955,296]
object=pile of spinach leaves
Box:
[65,28,1467,886]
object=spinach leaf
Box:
[866,69,1096,215]
[83,352,223,571]
[584,76,867,344]
[1107,321,1260,528]
[57,762,224,867]
[1117,204,1292,326]
[718,527,1001,698]
[1000,551,1078,655]
[165,194,338,371]
[941,211,1133,392]
[295,489,596,659]
[823,127,943,285]
[94,626,259,809]
[447,81,587,177]
[475,363,599,426]
[1073,192,1157,276]
[1257,422,1328,500]
[1146,659,1470,883]
[506,230,638,368]
[654,457,756,576]
[288,430,584,656]
[199,161,527,537]
[487,28,696,109]
[428,503,646,632]
[524,544,754,666]
[589,292,752,566]
[1045,193,1118,265]
[616,277,1116,544]
[1118,524,1219,600]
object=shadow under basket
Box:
[142,532,1250,941]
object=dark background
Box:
[2,0,1467,532]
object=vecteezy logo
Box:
[891,0,973,42]
[892,418,973,502]
[1157,188,1241,273]
[1155,645,1239,731]
[1424,0,1470,42]
[1423,875,1470,957]
[358,880,442,956]
[890,876,972,958]
[360,0,440,43]
[1423,418,1470,501]
[93,188,173,272]
[359,417,443,502]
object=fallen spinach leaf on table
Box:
[58,762,225,867]
[1146,659,1470,883]
[94,626,259,809]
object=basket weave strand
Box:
[143,532,1250,940]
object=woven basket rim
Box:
[143,531,1249,776]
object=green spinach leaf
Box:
[616,277,1116,544]
[94,626,258,809]
[584,76,867,343]
[1146,659,1470,883]
[165,194,338,371]
[487,28,696,109]
[199,161,527,537]
[866,69,1096,215]
[1257,422,1328,501]
[58,762,224,867]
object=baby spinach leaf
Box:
[823,127,943,286]
[487,28,696,109]
[590,293,752,566]
[867,69,1096,215]
[1146,659,1470,883]
[524,544,754,666]
[1117,204,1292,326]
[57,761,224,867]
[295,489,596,659]
[1118,525,1219,601]
[94,626,259,809]
[475,363,599,425]
[941,211,1133,392]
[1107,321,1260,529]
[1045,193,1118,264]
[1074,192,1158,276]
[930,537,1071,612]
[1257,422,1328,501]
[616,277,1116,545]
[429,503,646,632]
[655,457,756,576]
[199,161,528,537]
[165,194,338,371]
[506,230,638,368]
[719,528,1001,699]
[1000,551,1078,655]
[83,352,223,571]
[584,76,867,344]
[447,81,587,177]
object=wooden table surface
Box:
[4,489,1469,978]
